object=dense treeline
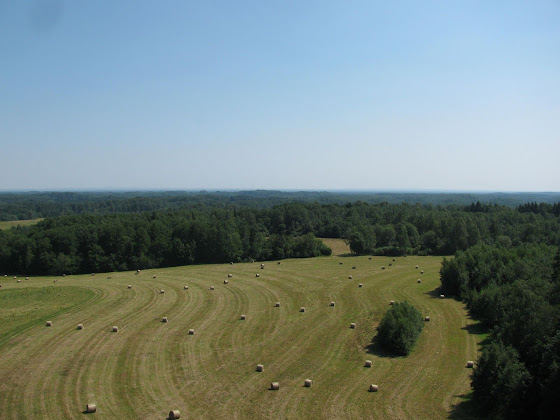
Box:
[441,245,560,419]
[2,190,560,221]
[1,201,560,275]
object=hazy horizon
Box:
[2,1,559,191]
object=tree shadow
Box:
[364,333,401,359]
[424,287,462,301]
[448,393,481,419]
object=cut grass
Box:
[319,238,351,256]
[0,218,44,230]
[0,255,481,419]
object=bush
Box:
[376,301,424,356]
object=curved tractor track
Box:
[0,254,480,419]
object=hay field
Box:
[0,255,481,419]
[0,218,43,230]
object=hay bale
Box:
[0,284,2,288]
[26,276,29,280]
[390,300,395,305]
[339,261,343,265]
[256,364,264,372]
[365,360,372,368]
[350,322,356,329]
[77,324,84,330]
[160,289,165,294]
[415,265,419,269]
[153,275,157,279]
[137,269,141,273]
[91,273,95,276]
[260,266,264,270]
[277,261,281,265]
[369,257,372,260]
[17,279,21,283]
[417,279,421,283]
[270,382,280,390]
[184,285,189,290]
[128,285,132,289]
[348,275,353,279]
[256,273,260,277]
[381,266,385,270]
[392,258,396,261]
[304,379,313,387]
[162,317,168,323]
[62,274,66,277]
[230,262,234,265]
[388,263,392,266]
[169,409,181,419]
[440,294,445,299]
[228,274,233,278]
[86,403,97,413]
[275,302,280,307]
[369,384,379,392]
[46,321,52,327]
[112,326,119,332]
[420,270,424,274]
[261,263,264,268]
[300,307,306,313]
[467,361,474,368]
[330,301,335,307]
[188,329,194,335]
[240,314,246,320]
[424,316,430,321]
[352,266,356,269]
[53,280,57,283]
[13,276,17,279]
[358,283,363,287]
[224,280,229,284]
[210,286,215,290]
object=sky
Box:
[1,0,559,192]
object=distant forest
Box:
[1,190,560,220]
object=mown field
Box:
[0,218,43,230]
[0,247,481,419]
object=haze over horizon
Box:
[1,1,559,192]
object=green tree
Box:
[376,301,424,356]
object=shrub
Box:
[376,301,424,356]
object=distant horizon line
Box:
[1,188,559,195]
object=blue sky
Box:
[1,0,559,191]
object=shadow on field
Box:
[461,318,491,347]
[448,392,481,419]
[364,333,400,358]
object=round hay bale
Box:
[127,285,132,289]
[300,307,306,313]
[112,326,119,332]
[277,261,281,265]
[275,302,280,307]
[230,262,234,265]
[421,270,424,274]
[62,274,66,277]
[270,382,280,390]
[260,266,264,270]
[240,314,246,320]
[348,275,353,279]
[381,266,385,270]
[365,360,372,368]
[369,384,379,392]
[339,261,343,265]
[184,285,189,290]
[388,263,392,266]
[3,274,6,277]
[13,276,17,279]
[169,409,181,419]
[417,279,421,283]
[26,276,29,280]
[137,269,141,273]
[330,301,335,307]
[261,263,264,268]
[415,265,419,269]
[352,266,356,269]
[224,280,229,284]
[358,283,363,287]
[424,316,430,322]
[440,294,445,299]
[228,274,233,278]
[256,364,264,372]
[390,300,395,305]
[91,273,95,276]
[467,361,474,368]
[86,403,97,413]
[17,279,21,283]
[46,321,52,327]
[160,289,165,294]
[162,317,168,323]
[350,322,356,329]
[153,275,157,279]
[77,324,84,330]
[369,257,372,260]
[210,286,215,290]
[0,284,2,288]
[256,273,260,277]
[188,329,195,335]
[392,258,396,261]
[304,379,313,387]
[53,280,57,283]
